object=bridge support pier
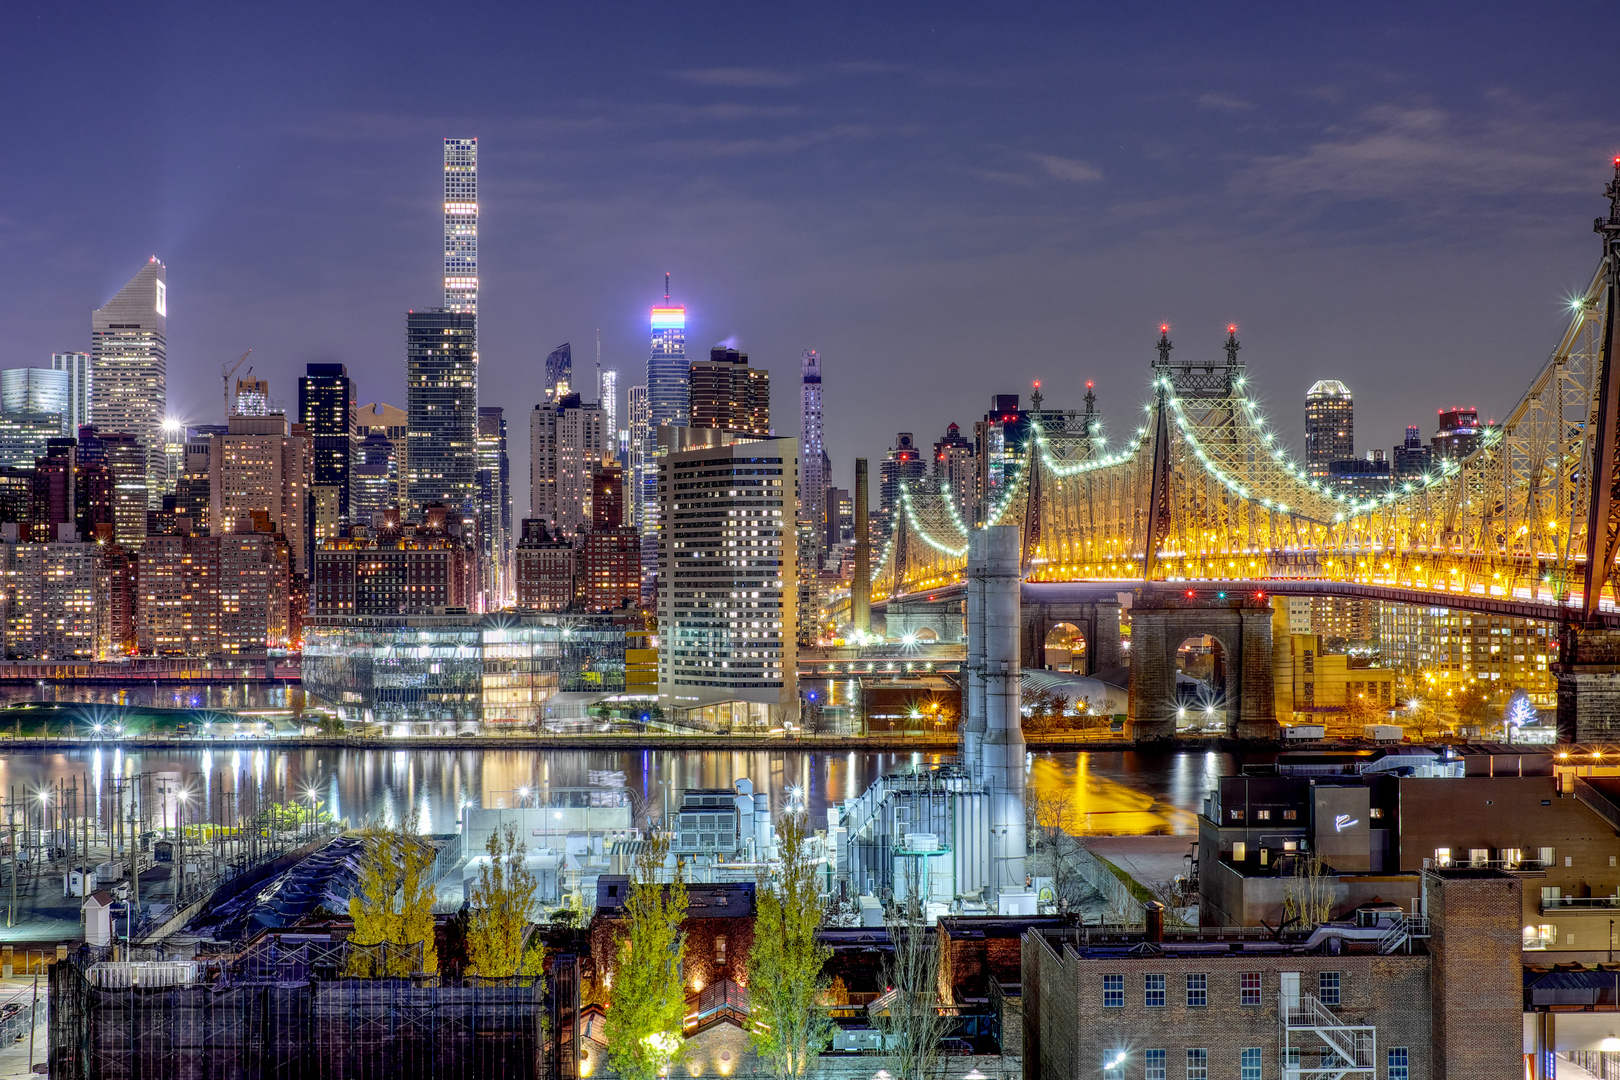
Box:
[1127,588,1278,742]
[1554,625,1620,743]
[1021,598,1123,677]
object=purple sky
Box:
[2,2,1617,515]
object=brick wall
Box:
[1427,869,1523,1080]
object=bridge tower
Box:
[1557,161,1620,742]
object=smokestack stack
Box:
[961,529,986,782]
[852,458,871,634]
[1144,901,1165,942]
[979,524,1026,897]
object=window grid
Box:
[1241,1047,1262,1080]
[1103,972,1124,1008]
[1241,971,1262,1006]
[1186,1048,1208,1080]
[1144,1049,1166,1080]
[1145,973,1166,1007]
[1186,972,1208,1008]
[1388,1048,1409,1080]
[1319,971,1341,1006]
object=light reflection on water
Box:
[0,747,1250,837]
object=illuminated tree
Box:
[345,829,439,976]
[467,823,544,979]
[748,815,834,1080]
[604,836,687,1080]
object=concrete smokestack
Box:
[961,529,986,782]
[978,524,1026,896]
[852,458,871,634]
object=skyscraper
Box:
[209,414,310,572]
[1305,380,1354,477]
[627,384,649,528]
[406,310,479,517]
[688,347,770,436]
[91,258,166,504]
[644,284,687,596]
[50,352,91,434]
[530,394,606,540]
[477,406,511,606]
[443,138,478,314]
[0,369,70,431]
[879,433,927,536]
[299,363,355,534]
[799,350,825,546]
[545,344,572,401]
[600,368,618,434]
[656,429,798,717]
[933,421,975,515]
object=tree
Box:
[604,836,688,1080]
[467,823,544,979]
[748,815,834,1080]
[1025,790,1086,911]
[345,830,440,976]
[1281,852,1335,930]
[876,896,950,1080]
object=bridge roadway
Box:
[878,577,1620,629]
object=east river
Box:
[0,744,1242,837]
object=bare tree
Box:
[1140,878,1195,928]
[1282,853,1335,929]
[1025,790,1087,911]
[876,892,951,1080]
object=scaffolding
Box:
[49,946,549,1080]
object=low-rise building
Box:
[310,505,474,616]
[515,519,574,611]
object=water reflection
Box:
[0,747,1247,837]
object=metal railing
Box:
[1541,895,1620,911]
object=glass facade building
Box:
[91,259,167,503]
[406,309,478,516]
[0,368,70,433]
[303,612,629,727]
[300,363,355,528]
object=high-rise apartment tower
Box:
[50,353,91,434]
[1305,380,1354,478]
[406,310,479,516]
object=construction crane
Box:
[221,350,251,423]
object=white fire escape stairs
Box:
[1279,981,1376,1079]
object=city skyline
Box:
[3,5,1614,517]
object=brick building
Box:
[1024,870,1522,1080]
[136,533,292,655]
[576,527,639,612]
[515,519,573,611]
[589,878,756,1001]
[310,505,474,616]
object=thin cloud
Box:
[1197,92,1255,112]
[1033,154,1103,183]
[1239,102,1598,201]
[672,67,803,88]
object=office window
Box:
[1145,973,1165,1007]
[1186,973,1208,1007]
[1256,810,1270,820]
[1240,1047,1262,1080]
[1103,972,1124,1008]
[1144,1049,1166,1080]
[1318,971,1340,1006]
[1387,1048,1409,1080]
[1185,1048,1208,1080]
[1241,971,1261,1006]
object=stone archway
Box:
[1172,634,1228,730]
[1127,587,1276,740]
[1044,622,1087,671]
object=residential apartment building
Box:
[1379,603,1556,706]
[529,393,607,540]
[309,506,475,616]
[136,533,293,656]
[0,540,100,659]
[514,519,574,612]
[209,415,310,573]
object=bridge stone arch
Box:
[1127,587,1277,741]
[1020,585,1123,678]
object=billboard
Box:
[1312,785,1371,872]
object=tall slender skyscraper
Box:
[91,258,167,504]
[643,280,687,597]
[50,352,91,433]
[627,384,649,527]
[799,349,826,552]
[600,369,618,433]
[406,310,479,515]
[299,363,355,531]
[477,406,511,607]
[1305,380,1354,478]
[443,138,478,314]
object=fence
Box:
[49,951,549,1080]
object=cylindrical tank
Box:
[961,529,986,782]
[754,792,771,857]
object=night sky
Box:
[3,3,1617,515]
